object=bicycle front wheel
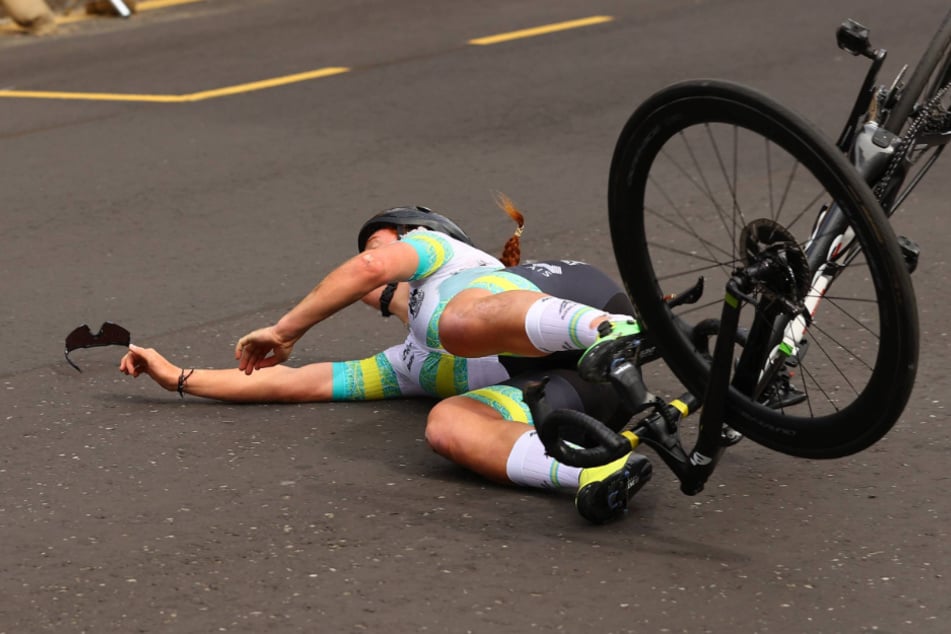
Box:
[609,80,919,459]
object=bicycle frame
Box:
[735,17,950,412]
[533,13,949,495]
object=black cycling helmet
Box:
[357,205,474,251]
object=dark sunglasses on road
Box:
[64,322,131,372]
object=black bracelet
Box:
[178,368,194,399]
[379,282,398,318]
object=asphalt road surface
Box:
[2,1,950,632]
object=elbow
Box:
[354,252,395,288]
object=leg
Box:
[440,287,632,358]
[426,370,653,523]
[438,263,639,360]
[425,395,539,484]
[439,288,559,357]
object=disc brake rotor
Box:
[739,218,810,305]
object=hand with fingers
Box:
[119,344,181,391]
[234,326,296,374]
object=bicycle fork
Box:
[529,259,803,496]
[639,270,757,495]
[650,256,801,494]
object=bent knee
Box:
[437,308,468,355]
[439,291,495,355]
[425,399,468,458]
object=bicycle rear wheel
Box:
[883,9,951,135]
[878,9,951,213]
[609,80,918,459]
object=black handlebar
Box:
[534,408,633,468]
[521,376,636,468]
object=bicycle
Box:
[531,11,951,496]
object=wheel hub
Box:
[739,219,811,305]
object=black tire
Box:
[608,80,919,459]
[875,10,951,215]
[883,9,951,135]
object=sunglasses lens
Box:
[64,322,132,372]
[65,325,95,352]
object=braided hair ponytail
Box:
[494,192,525,267]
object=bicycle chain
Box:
[873,81,951,203]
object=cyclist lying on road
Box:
[119,198,649,524]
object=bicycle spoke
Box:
[766,137,775,218]
[644,203,736,264]
[819,295,882,340]
[674,296,733,319]
[809,319,876,373]
[705,124,749,250]
[638,117,889,423]
[795,360,840,414]
[612,78,917,457]
[661,133,739,247]
[646,249,736,282]
[890,145,944,214]
[785,186,827,236]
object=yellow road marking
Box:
[468,15,613,45]
[0,67,351,102]
[137,0,204,10]
[0,90,179,102]
[182,67,352,100]
[0,14,613,102]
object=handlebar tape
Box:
[535,408,635,468]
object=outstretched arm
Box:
[120,344,335,403]
[235,241,420,374]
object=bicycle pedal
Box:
[898,235,920,274]
[720,425,744,447]
[762,381,807,409]
[578,321,643,382]
[836,19,873,58]
[759,365,807,409]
